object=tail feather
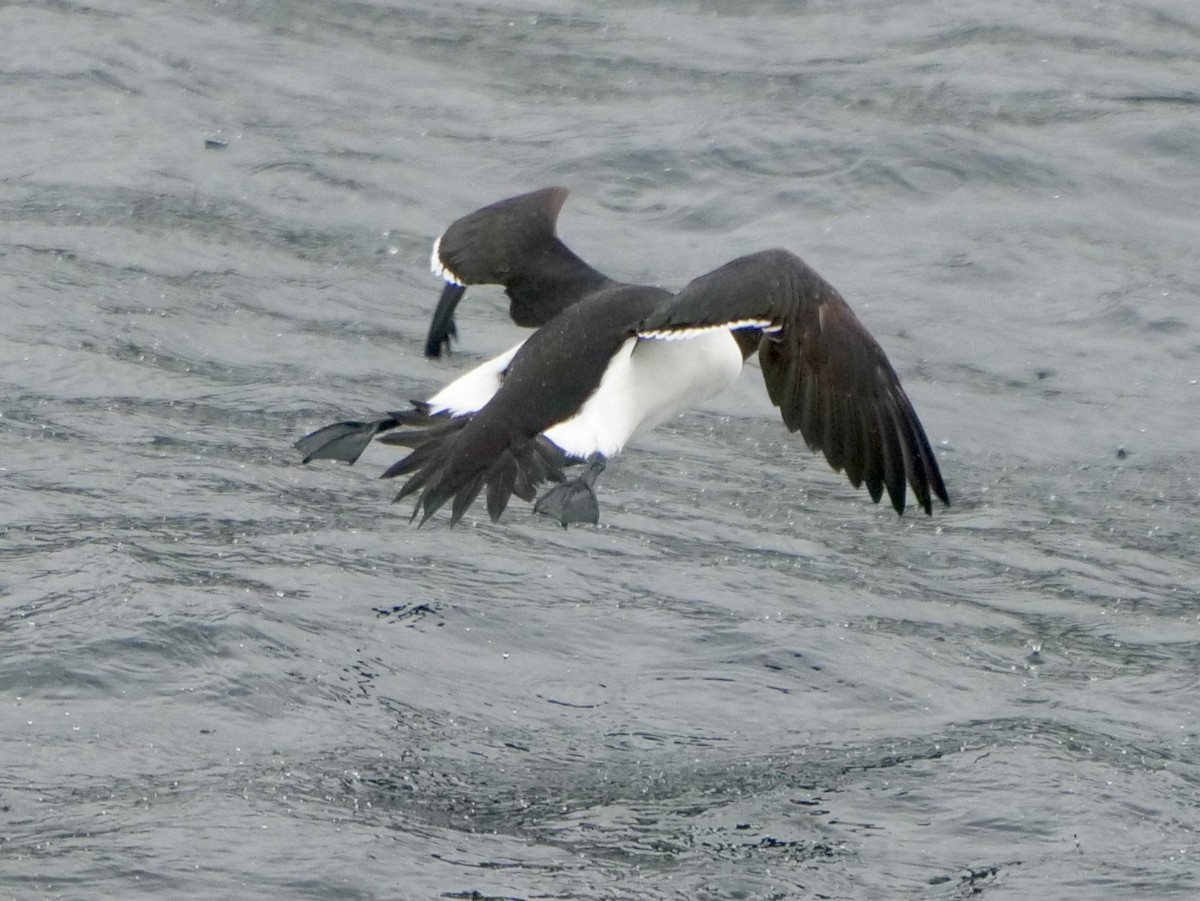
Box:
[486,453,519,521]
[376,408,466,450]
[380,423,470,479]
[380,416,566,525]
[388,454,438,494]
[448,476,487,525]
[302,389,569,525]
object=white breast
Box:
[426,339,527,416]
[544,330,744,459]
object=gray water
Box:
[3,1,1199,898]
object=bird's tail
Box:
[379,418,565,526]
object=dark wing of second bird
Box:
[638,248,949,515]
[425,186,617,357]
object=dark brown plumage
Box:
[638,249,948,515]
[299,190,949,525]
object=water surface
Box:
[3,1,1199,898]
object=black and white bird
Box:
[296,187,949,526]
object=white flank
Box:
[544,330,744,459]
[430,233,465,286]
[426,339,527,416]
[638,318,779,341]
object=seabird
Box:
[425,186,613,358]
[296,188,949,526]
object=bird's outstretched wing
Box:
[426,187,617,357]
[638,248,948,514]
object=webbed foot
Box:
[296,418,396,464]
[533,455,606,527]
